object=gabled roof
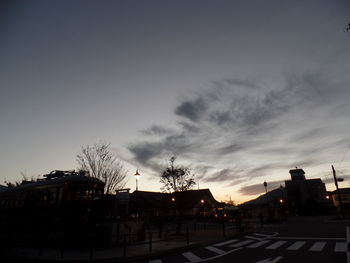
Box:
[174,189,220,208]
[130,189,220,210]
[131,191,172,209]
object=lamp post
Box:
[332,165,344,218]
[263,181,268,204]
[134,169,140,191]
[279,184,284,202]
[200,199,205,219]
[171,197,176,217]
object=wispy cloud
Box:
[128,70,350,194]
[141,125,175,136]
[238,180,285,196]
[175,97,208,122]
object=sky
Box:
[1,0,350,203]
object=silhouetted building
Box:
[240,187,287,221]
[174,189,219,217]
[130,189,219,218]
[115,188,130,217]
[289,168,306,181]
[130,190,173,218]
[331,188,350,207]
[0,170,107,245]
[285,168,328,214]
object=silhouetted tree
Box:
[77,142,127,194]
[160,156,195,192]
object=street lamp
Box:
[332,165,345,218]
[134,169,140,191]
[263,181,268,204]
[279,184,284,201]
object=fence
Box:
[0,220,249,261]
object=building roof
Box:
[130,189,220,211]
[0,173,104,194]
[285,178,324,184]
[173,189,220,209]
[289,168,305,174]
[332,188,350,195]
[131,190,172,209]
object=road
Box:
[140,216,348,263]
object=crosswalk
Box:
[229,239,255,247]
[309,241,326,251]
[182,251,202,262]
[265,240,287,249]
[147,233,347,263]
[205,246,226,255]
[243,239,345,252]
[286,241,306,250]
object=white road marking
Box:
[247,240,270,248]
[197,248,242,263]
[253,233,270,237]
[265,241,287,250]
[309,242,326,252]
[229,240,255,247]
[287,241,306,250]
[335,242,346,252]
[205,246,225,255]
[149,260,162,263]
[270,236,345,241]
[182,252,202,262]
[213,239,238,247]
[245,235,263,240]
[255,256,282,263]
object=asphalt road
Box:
[139,216,349,263]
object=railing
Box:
[0,220,247,260]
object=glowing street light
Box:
[134,169,140,191]
[200,199,204,204]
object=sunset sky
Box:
[1,0,350,203]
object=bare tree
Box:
[160,156,196,192]
[76,142,127,194]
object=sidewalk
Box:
[5,222,253,262]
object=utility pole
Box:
[332,165,344,219]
